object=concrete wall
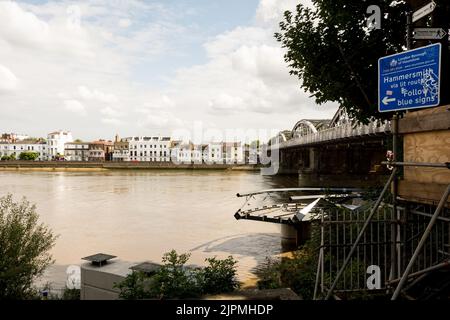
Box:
[81,260,134,300]
[0,160,261,171]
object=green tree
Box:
[150,250,200,299]
[115,250,240,299]
[199,256,239,294]
[19,152,39,161]
[276,0,408,122]
[0,194,57,299]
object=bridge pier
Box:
[280,223,311,249]
[278,139,390,187]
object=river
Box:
[0,170,298,291]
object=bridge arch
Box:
[268,130,292,147]
[328,107,350,128]
[291,119,330,139]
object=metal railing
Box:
[271,120,391,150]
[320,161,450,299]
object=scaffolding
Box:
[233,162,450,299]
[321,162,450,300]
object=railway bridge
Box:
[268,108,392,187]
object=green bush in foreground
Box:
[256,243,318,300]
[115,250,240,300]
[0,194,57,300]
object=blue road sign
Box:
[378,43,441,112]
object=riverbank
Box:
[0,161,262,172]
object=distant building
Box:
[0,133,30,143]
[0,139,48,160]
[222,142,244,164]
[64,142,90,161]
[112,134,129,162]
[48,130,73,159]
[205,142,223,164]
[88,140,113,162]
[170,141,203,164]
[245,142,261,165]
[126,136,171,162]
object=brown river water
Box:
[0,170,298,290]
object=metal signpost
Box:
[412,1,436,23]
[378,43,442,113]
[327,1,447,301]
[413,27,447,40]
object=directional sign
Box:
[412,1,436,23]
[413,28,447,40]
[378,43,441,112]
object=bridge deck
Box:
[272,120,391,150]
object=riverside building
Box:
[126,136,171,162]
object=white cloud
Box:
[101,106,122,117]
[101,118,123,126]
[138,111,184,129]
[0,0,336,140]
[208,94,245,113]
[118,18,132,28]
[0,64,18,92]
[170,7,336,122]
[78,86,118,104]
[64,99,86,116]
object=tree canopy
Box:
[0,194,57,299]
[276,0,409,122]
[19,152,40,161]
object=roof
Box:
[223,142,241,147]
[90,140,113,145]
[65,141,89,145]
[48,130,71,135]
[82,253,117,266]
[130,262,162,275]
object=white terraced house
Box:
[222,142,244,164]
[0,140,49,160]
[125,136,171,162]
[47,130,73,159]
[64,142,90,161]
[170,141,204,164]
[205,142,223,164]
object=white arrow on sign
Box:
[382,96,396,105]
[413,28,447,40]
[412,1,436,23]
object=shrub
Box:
[0,194,57,299]
[256,244,318,299]
[62,287,80,300]
[115,250,240,299]
[199,256,239,295]
[19,152,40,161]
[149,250,201,299]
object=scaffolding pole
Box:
[391,184,450,300]
[325,168,397,299]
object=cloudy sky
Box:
[0,0,337,141]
